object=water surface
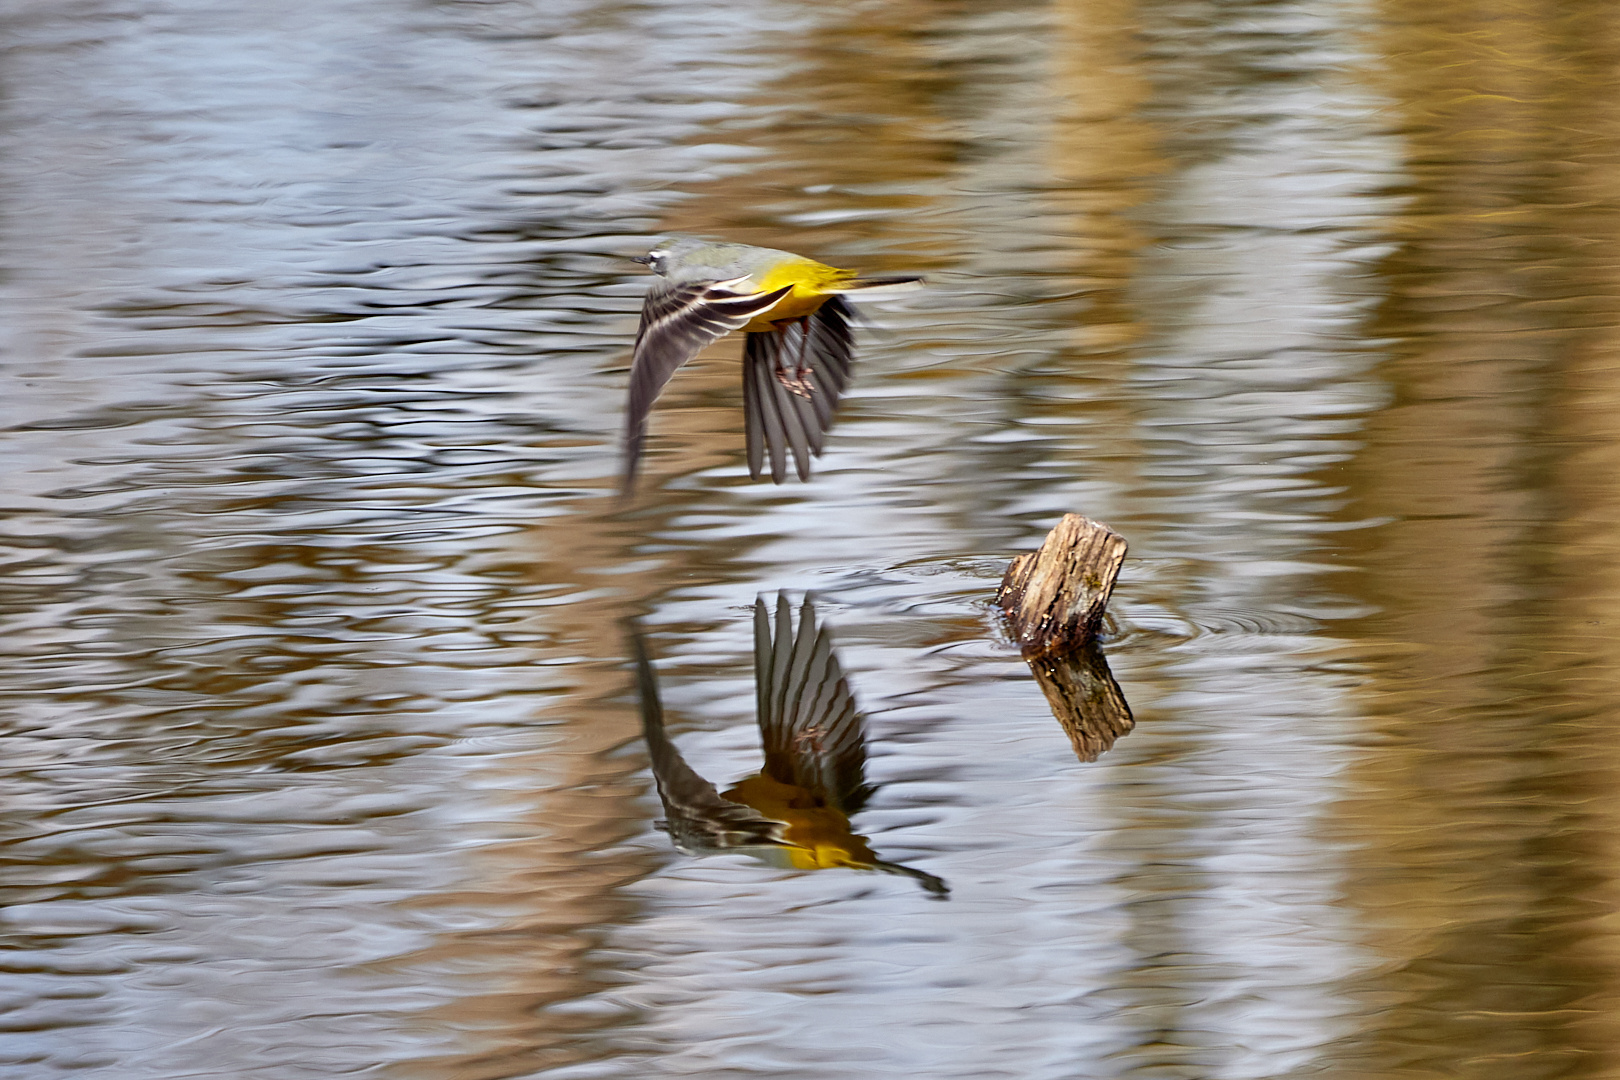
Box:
[5,0,1620,1077]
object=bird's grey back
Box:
[655,236,805,284]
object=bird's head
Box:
[631,237,724,279]
[630,247,671,275]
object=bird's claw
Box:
[775,367,815,398]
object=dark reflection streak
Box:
[627,596,948,898]
[1544,6,1620,1066]
[925,0,1161,558]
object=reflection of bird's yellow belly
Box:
[723,774,879,870]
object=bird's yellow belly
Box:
[740,258,849,332]
[740,286,830,332]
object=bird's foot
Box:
[775,367,815,398]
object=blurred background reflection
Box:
[3,0,1620,1077]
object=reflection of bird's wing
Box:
[622,277,794,492]
[742,296,856,483]
[753,594,868,813]
[626,618,787,854]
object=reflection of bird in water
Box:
[621,237,922,492]
[628,595,947,898]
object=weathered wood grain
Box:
[1026,642,1135,762]
[996,513,1127,658]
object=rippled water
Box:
[6,0,1620,1076]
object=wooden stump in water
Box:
[996,514,1127,658]
[997,514,1133,762]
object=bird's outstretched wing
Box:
[753,594,869,814]
[626,617,787,855]
[742,296,856,483]
[622,277,793,492]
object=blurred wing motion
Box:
[626,617,788,856]
[742,297,856,483]
[753,593,867,812]
[738,595,947,898]
[623,277,793,492]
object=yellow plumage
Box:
[741,258,854,331]
[722,773,880,872]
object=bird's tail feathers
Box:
[870,858,950,898]
[825,275,924,298]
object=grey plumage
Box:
[628,612,788,856]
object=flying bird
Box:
[621,237,921,492]
[626,595,947,897]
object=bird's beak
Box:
[630,254,654,265]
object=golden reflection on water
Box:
[1334,1,1620,1076]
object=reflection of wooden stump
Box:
[997,514,1126,658]
[1028,643,1134,762]
[998,514,1132,762]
